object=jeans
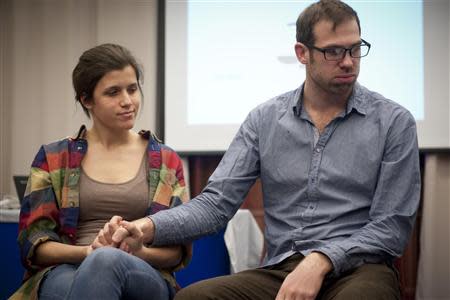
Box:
[38,247,174,300]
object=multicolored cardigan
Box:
[10,126,191,300]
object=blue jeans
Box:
[38,247,175,300]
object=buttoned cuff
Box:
[23,230,61,271]
[311,245,349,278]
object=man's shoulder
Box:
[252,87,299,115]
[357,84,415,123]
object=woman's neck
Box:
[86,125,137,150]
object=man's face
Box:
[302,19,361,97]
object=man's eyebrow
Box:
[320,41,363,48]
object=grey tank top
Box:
[76,155,149,246]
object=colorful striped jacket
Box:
[11,126,191,300]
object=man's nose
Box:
[340,50,354,67]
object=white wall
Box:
[0,0,12,199]
[0,0,158,196]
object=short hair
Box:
[296,0,361,45]
[72,43,144,118]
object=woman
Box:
[11,44,190,300]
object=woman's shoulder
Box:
[138,129,182,169]
[40,136,80,153]
[41,126,86,152]
[138,129,162,144]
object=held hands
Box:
[86,216,154,257]
[91,215,123,249]
[85,215,123,257]
[275,252,333,300]
[87,215,145,258]
[112,216,155,246]
[115,220,144,256]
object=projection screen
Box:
[164,0,450,152]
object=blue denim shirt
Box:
[151,83,421,277]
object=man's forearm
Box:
[133,217,155,244]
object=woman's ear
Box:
[80,94,93,109]
[294,42,309,65]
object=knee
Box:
[85,247,129,270]
[175,282,215,300]
[334,280,399,300]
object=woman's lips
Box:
[118,111,135,118]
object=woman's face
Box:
[85,65,141,132]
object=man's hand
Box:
[91,215,123,250]
[275,252,333,300]
[116,220,144,256]
[112,217,155,245]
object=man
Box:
[110,0,421,299]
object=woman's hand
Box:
[91,215,123,251]
[85,244,94,257]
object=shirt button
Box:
[316,148,322,153]
[69,201,75,207]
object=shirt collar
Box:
[73,125,87,140]
[71,125,157,142]
[346,82,367,115]
[292,82,367,117]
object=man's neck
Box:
[302,81,353,133]
[303,82,351,114]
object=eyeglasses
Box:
[306,39,371,61]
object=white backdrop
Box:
[0,0,159,196]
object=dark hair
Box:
[72,43,144,117]
[296,0,360,45]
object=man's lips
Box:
[334,74,356,83]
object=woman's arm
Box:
[36,215,125,267]
[34,241,90,267]
[134,245,183,269]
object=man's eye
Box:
[325,48,343,56]
[351,45,361,55]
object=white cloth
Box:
[416,154,450,300]
[0,196,20,222]
[224,209,264,273]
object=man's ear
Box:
[294,42,309,65]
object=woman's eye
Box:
[128,86,138,94]
[106,90,118,96]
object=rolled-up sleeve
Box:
[151,109,261,246]
[18,146,61,271]
[166,151,192,271]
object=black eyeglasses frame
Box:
[305,39,371,61]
